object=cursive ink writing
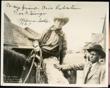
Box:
[19,18,48,26]
[56,4,80,10]
[6,2,80,25]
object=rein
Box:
[23,48,43,83]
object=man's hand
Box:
[54,64,70,70]
[33,40,40,52]
[54,64,62,70]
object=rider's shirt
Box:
[39,25,67,64]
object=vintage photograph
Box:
[1,1,109,87]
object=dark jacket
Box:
[39,26,67,64]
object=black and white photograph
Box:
[1,1,109,87]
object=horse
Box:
[3,48,26,83]
[3,46,47,83]
[3,47,76,84]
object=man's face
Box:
[89,51,100,63]
[54,20,65,29]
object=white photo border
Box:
[1,1,109,87]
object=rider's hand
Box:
[33,40,40,52]
[33,41,39,47]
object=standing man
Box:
[34,16,69,84]
[55,44,106,84]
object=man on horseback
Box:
[21,15,69,84]
[35,16,69,84]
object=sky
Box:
[3,1,109,51]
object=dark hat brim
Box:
[54,17,69,25]
[87,49,106,58]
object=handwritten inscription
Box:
[6,3,80,11]
[19,18,48,26]
[56,4,80,10]
[6,3,80,26]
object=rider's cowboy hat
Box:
[54,16,69,25]
[87,44,105,58]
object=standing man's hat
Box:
[54,16,69,25]
[87,44,106,58]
